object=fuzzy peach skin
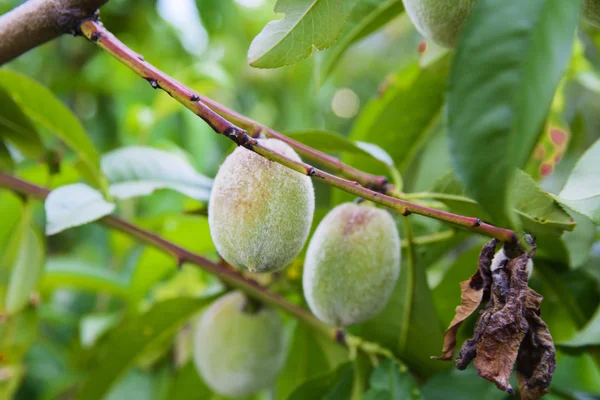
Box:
[403,0,478,48]
[303,203,401,327]
[209,138,315,273]
[193,291,286,397]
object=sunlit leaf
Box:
[447,0,580,226]
[77,295,219,400]
[557,138,600,225]
[248,0,359,68]
[45,183,116,235]
[101,146,212,200]
[0,70,107,191]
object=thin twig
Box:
[0,172,406,362]
[77,19,516,243]
[0,172,332,340]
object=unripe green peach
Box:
[303,203,401,327]
[208,138,315,273]
[193,291,286,397]
[585,0,600,26]
[403,0,478,48]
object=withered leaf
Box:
[473,252,531,395]
[516,289,556,400]
[434,239,497,360]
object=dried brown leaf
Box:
[434,239,497,360]
[516,289,556,400]
[473,253,531,395]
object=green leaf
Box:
[101,146,213,201]
[45,183,116,235]
[363,359,419,400]
[0,140,13,170]
[165,361,213,400]
[0,88,44,158]
[0,190,23,254]
[0,208,45,315]
[349,56,449,172]
[318,0,404,82]
[0,364,24,400]
[248,0,359,68]
[561,304,600,347]
[561,210,596,269]
[276,322,333,399]
[557,138,600,225]
[0,307,39,363]
[77,295,219,400]
[287,362,354,400]
[430,170,575,236]
[40,257,129,299]
[0,69,107,191]
[357,222,446,378]
[421,365,506,400]
[284,130,395,171]
[447,0,580,226]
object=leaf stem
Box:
[77,19,516,243]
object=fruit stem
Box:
[77,19,516,243]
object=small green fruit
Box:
[193,291,286,397]
[585,0,600,26]
[208,138,315,273]
[403,0,478,48]
[303,203,401,327]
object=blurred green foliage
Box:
[0,0,599,399]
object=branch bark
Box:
[0,0,107,65]
[79,19,517,243]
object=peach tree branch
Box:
[78,19,516,243]
[0,0,108,65]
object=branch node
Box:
[145,78,159,89]
[89,31,102,42]
[473,218,482,227]
[401,208,411,217]
[190,94,200,102]
[335,328,346,345]
[307,167,316,176]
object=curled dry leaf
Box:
[516,290,556,400]
[435,239,556,399]
[434,239,497,360]
[472,253,530,395]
